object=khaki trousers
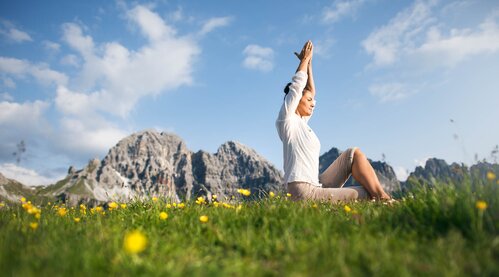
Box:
[287,147,371,202]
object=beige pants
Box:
[287,147,371,202]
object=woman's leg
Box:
[351,148,391,199]
[288,182,370,202]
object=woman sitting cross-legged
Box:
[275,40,392,202]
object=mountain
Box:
[403,158,499,190]
[40,130,283,205]
[319,147,401,193]
[0,173,48,203]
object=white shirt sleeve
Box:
[281,71,308,119]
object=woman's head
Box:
[296,89,315,117]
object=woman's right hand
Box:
[295,40,313,62]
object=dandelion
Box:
[178,203,185,209]
[29,222,38,230]
[0,202,5,208]
[213,202,220,208]
[21,197,26,203]
[166,203,172,209]
[286,193,292,197]
[159,212,168,220]
[237,189,251,197]
[108,202,119,210]
[212,195,217,200]
[312,203,318,209]
[74,217,81,223]
[173,203,177,208]
[152,197,158,202]
[344,205,352,213]
[120,203,127,209]
[269,191,275,198]
[476,200,487,211]
[57,207,68,217]
[196,196,206,205]
[124,230,147,254]
[199,215,209,223]
[95,206,103,213]
[486,171,496,181]
[236,204,243,211]
[35,213,41,220]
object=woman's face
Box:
[296,90,315,117]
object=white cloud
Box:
[43,40,61,52]
[55,117,127,158]
[58,5,200,118]
[0,100,51,162]
[2,77,16,88]
[127,5,176,42]
[0,21,32,43]
[0,57,68,86]
[242,44,274,72]
[198,16,232,36]
[394,166,409,181]
[0,163,62,186]
[362,0,436,67]
[369,82,414,102]
[323,0,366,23]
[0,92,13,101]
[363,1,499,69]
[416,14,499,67]
[314,38,335,58]
[60,54,80,67]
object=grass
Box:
[0,178,498,276]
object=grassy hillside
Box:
[0,177,497,276]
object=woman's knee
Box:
[352,147,365,162]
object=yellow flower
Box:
[269,191,275,198]
[196,196,206,205]
[312,203,318,209]
[173,202,177,207]
[166,203,172,209]
[237,189,251,196]
[95,206,103,213]
[152,197,158,202]
[178,203,185,209]
[212,195,217,200]
[344,205,352,213]
[286,193,292,197]
[74,217,81,223]
[108,202,119,210]
[0,202,5,208]
[199,215,209,223]
[21,197,26,203]
[159,211,168,220]
[80,204,87,210]
[476,200,487,211]
[120,203,127,209]
[57,207,68,217]
[486,171,496,181]
[213,202,220,208]
[35,213,41,220]
[124,230,147,254]
[29,222,38,230]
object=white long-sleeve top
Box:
[276,70,321,186]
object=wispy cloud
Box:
[242,44,274,72]
[0,20,32,43]
[362,0,499,68]
[362,0,436,67]
[0,57,68,86]
[369,82,414,102]
[322,0,366,23]
[198,16,232,36]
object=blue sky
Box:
[1,0,499,186]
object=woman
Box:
[276,40,391,202]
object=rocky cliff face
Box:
[319,147,401,193]
[45,130,283,205]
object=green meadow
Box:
[1,179,498,276]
